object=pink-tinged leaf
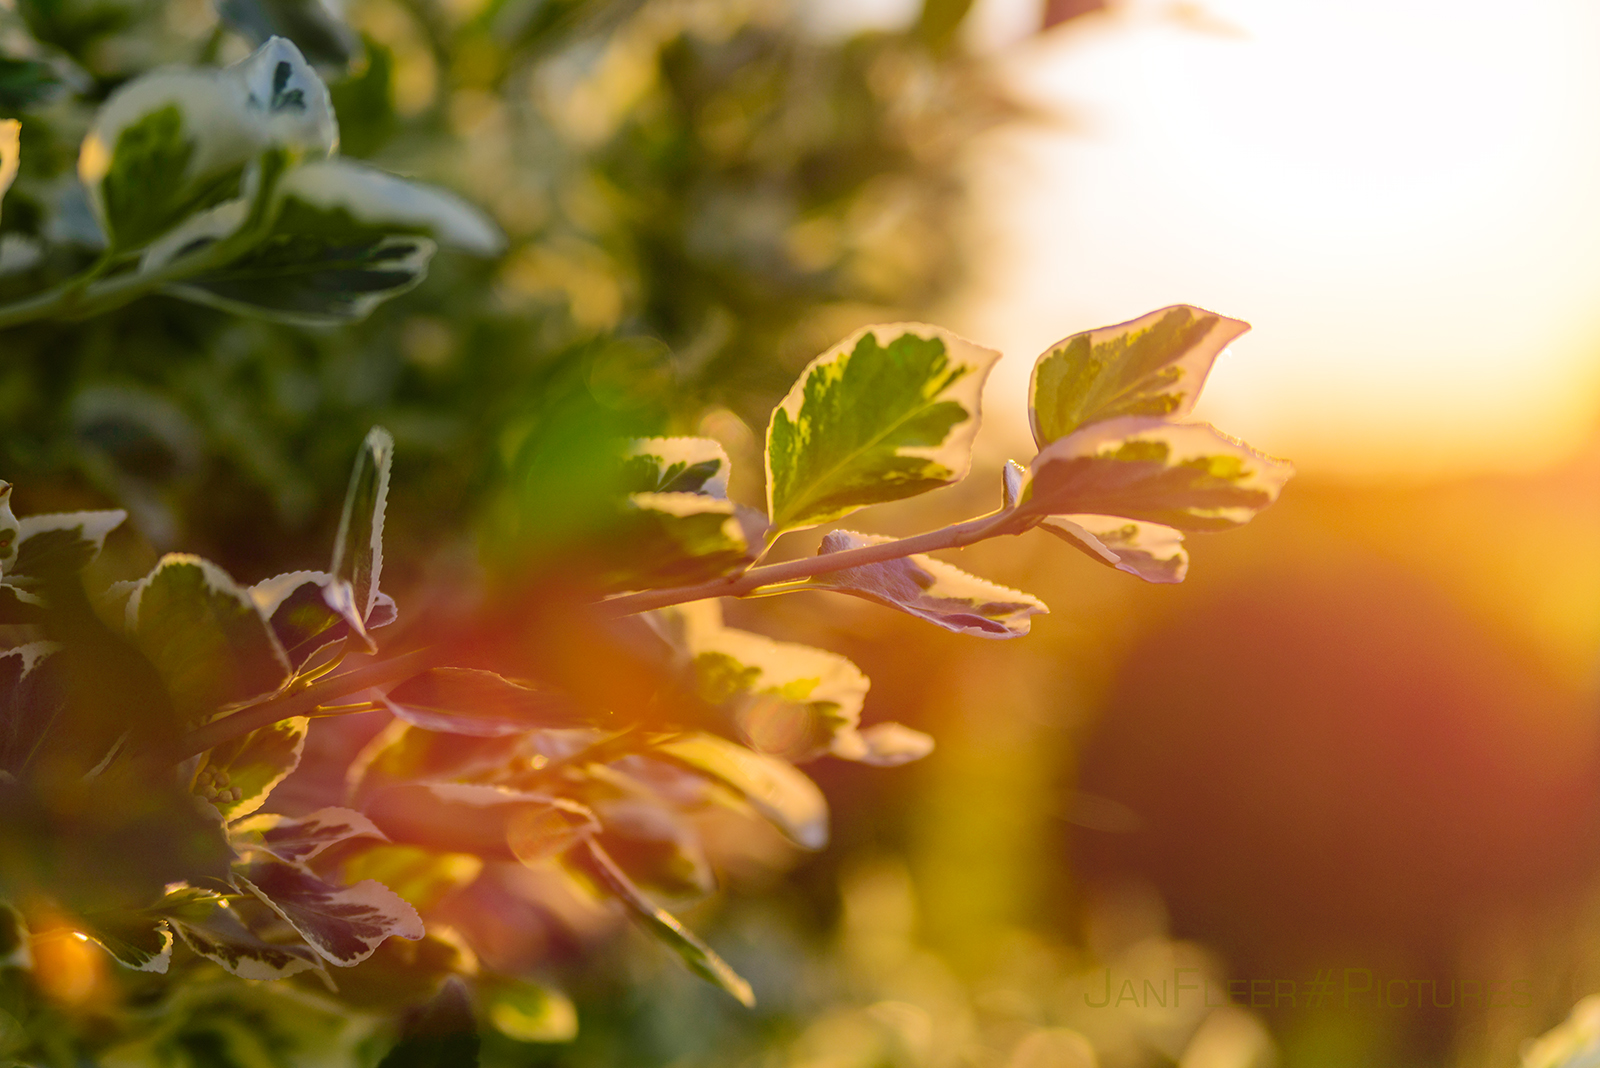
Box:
[1029,305,1248,446]
[1040,515,1189,584]
[653,733,829,850]
[830,722,934,766]
[381,667,589,737]
[234,859,424,967]
[363,782,598,861]
[1020,417,1292,533]
[231,806,389,864]
[796,530,1048,639]
[163,890,321,980]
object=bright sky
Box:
[934,0,1600,477]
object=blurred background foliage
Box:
[4,0,1600,1066]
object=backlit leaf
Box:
[486,981,578,1043]
[792,529,1047,639]
[623,437,730,496]
[231,806,388,864]
[766,323,1001,531]
[0,483,18,575]
[164,889,321,980]
[1019,417,1293,533]
[1039,514,1188,584]
[0,120,17,224]
[654,732,827,850]
[127,554,292,721]
[79,912,172,973]
[331,427,392,623]
[1029,305,1248,446]
[607,492,751,590]
[830,722,934,767]
[250,569,349,665]
[364,782,598,861]
[235,858,424,967]
[340,845,483,912]
[9,509,127,583]
[574,839,753,1007]
[195,715,308,819]
[274,157,502,254]
[382,667,587,737]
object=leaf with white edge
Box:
[1001,459,1026,511]
[831,722,935,766]
[331,426,392,624]
[138,197,251,274]
[673,600,867,762]
[0,120,18,224]
[486,981,579,1043]
[231,806,388,864]
[1040,515,1189,584]
[8,509,127,584]
[364,782,598,861]
[0,483,19,576]
[128,554,292,720]
[194,715,308,819]
[1019,417,1293,533]
[235,858,424,967]
[78,70,257,250]
[274,157,503,254]
[228,35,339,156]
[0,642,62,775]
[575,838,754,1007]
[382,667,589,737]
[0,902,30,969]
[766,323,1001,531]
[1029,306,1248,446]
[607,491,750,589]
[794,530,1048,639]
[654,732,828,850]
[250,569,348,665]
[623,437,730,497]
[162,888,321,980]
[79,912,172,973]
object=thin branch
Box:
[596,508,1026,617]
[171,647,443,762]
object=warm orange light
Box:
[27,918,108,1010]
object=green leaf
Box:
[623,437,730,496]
[8,509,126,584]
[0,120,16,224]
[194,715,308,819]
[1029,305,1248,446]
[273,157,502,253]
[234,858,424,967]
[250,569,350,665]
[605,492,752,590]
[1019,417,1293,533]
[0,900,30,969]
[340,845,483,912]
[163,888,322,980]
[364,782,598,862]
[332,426,391,624]
[377,978,481,1068]
[485,981,578,1043]
[218,0,361,71]
[127,554,292,721]
[78,911,172,972]
[1039,515,1188,584]
[766,324,1001,531]
[792,529,1048,639]
[231,806,388,864]
[381,667,588,737]
[653,732,827,850]
[574,838,754,1007]
[0,59,61,112]
[671,600,868,762]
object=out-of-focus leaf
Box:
[1019,417,1293,532]
[364,782,597,862]
[0,120,17,223]
[231,35,339,156]
[790,529,1047,639]
[574,839,753,1007]
[766,324,1000,531]
[654,732,827,850]
[671,600,867,761]
[1029,306,1247,446]
[340,844,483,912]
[78,911,172,972]
[8,509,126,583]
[127,554,291,720]
[273,158,502,254]
[163,888,322,980]
[623,437,730,496]
[346,721,536,803]
[231,806,388,863]
[606,492,750,590]
[1039,514,1188,584]
[0,901,30,969]
[0,642,62,775]
[376,977,480,1068]
[0,483,18,575]
[0,59,61,112]
[381,668,587,737]
[218,0,360,72]
[331,425,390,625]
[235,858,424,967]
[194,715,308,819]
[830,722,935,767]
[1523,994,1600,1068]
[327,38,395,158]
[486,981,578,1043]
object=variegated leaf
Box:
[364,782,598,861]
[0,121,17,225]
[340,845,484,913]
[673,601,867,762]
[381,667,587,737]
[127,554,292,721]
[1030,305,1248,446]
[229,35,339,156]
[194,716,308,820]
[830,722,935,767]
[1039,515,1189,584]
[623,437,731,497]
[274,158,502,254]
[251,569,348,665]
[330,427,392,625]
[793,530,1047,639]
[235,859,424,967]
[574,839,754,1006]
[163,889,321,980]
[9,510,127,584]
[231,806,388,864]
[1019,417,1293,533]
[607,492,751,590]
[79,912,172,973]
[346,721,534,804]
[0,484,16,577]
[766,324,1001,531]
[0,642,63,776]
[653,733,828,850]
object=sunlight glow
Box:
[961,0,1600,475]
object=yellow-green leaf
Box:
[654,732,828,850]
[0,121,18,225]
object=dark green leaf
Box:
[8,509,126,583]
[162,887,322,980]
[377,977,480,1068]
[78,911,172,972]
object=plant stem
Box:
[171,647,442,762]
[596,508,1026,617]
